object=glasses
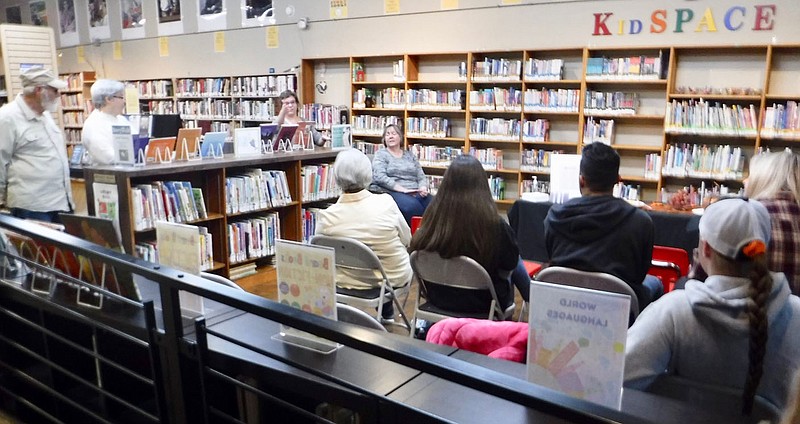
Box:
[111,96,124,100]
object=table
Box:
[390,349,757,424]
[508,200,700,262]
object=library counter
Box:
[508,200,700,262]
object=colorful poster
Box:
[87,0,110,40]
[58,0,78,46]
[92,182,120,229]
[5,6,22,23]
[121,0,145,39]
[242,0,272,23]
[330,0,347,19]
[29,0,47,26]
[527,281,630,409]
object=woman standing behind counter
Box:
[81,79,132,165]
[371,124,432,224]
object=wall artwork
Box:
[5,6,22,23]
[29,0,47,26]
[241,0,273,27]
[88,0,110,40]
[58,0,78,46]
[121,0,145,39]
[158,0,181,23]
[197,0,225,32]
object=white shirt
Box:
[0,94,73,211]
[81,109,134,165]
[315,190,412,289]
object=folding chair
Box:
[649,245,690,293]
[336,303,387,332]
[309,235,410,330]
[200,271,245,291]
[409,250,515,337]
[535,266,640,323]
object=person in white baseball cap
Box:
[0,67,73,222]
[624,198,800,416]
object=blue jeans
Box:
[511,258,531,302]
[387,191,433,225]
[640,274,665,309]
[10,208,68,224]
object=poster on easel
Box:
[273,239,339,353]
[526,281,630,410]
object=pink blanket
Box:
[426,318,529,363]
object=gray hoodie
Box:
[624,272,800,410]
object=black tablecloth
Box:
[508,200,700,262]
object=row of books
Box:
[231,75,297,97]
[300,103,346,131]
[62,111,86,126]
[584,91,638,115]
[134,80,173,98]
[643,153,662,181]
[301,164,340,202]
[60,93,86,109]
[761,101,800,138]
[62,73,86,91]
[234,100,275,121]
[613,182,642,201]
[175,77,232,97]
[585,53,666,80]
[469,147,505,170]
[469,88,522,112]
[662,143,745,180]
[184,120,232,133]
[524,88,580,112]
[469,117,520,141]
[524,58,565,81]
[351,114,401,135]
[228,212,280,263]
[472,58,523,81]
[354,141,382,155]
[301,207,329,243]
[392,59,406,82]
[410,144,460,167]
[132,181,208,231]
[177,99,233,120]
[353,87,406,109]
[145,100,176,114]
[522,119,550,142]
[405,117,451,138]
[664,100,759,136]
[63,128,81,144]
[407,89,464,110]
[520,148,565,172]
[583,117,615,145]
[225,169,292,214]
[488,175,506,200]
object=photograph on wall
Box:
[121,0,145,39]
[241,0,272,27]
[197,0,226,32]
[88,0,110,40]
[58,0,79,46]
[5,6,22,24]
[158,0,181,23]
[29,0,48,26]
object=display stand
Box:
[272,239,340,354]
[155,147,173,164]
[177,137,202,162]
[275,124,299,153]
[200,132,227,159]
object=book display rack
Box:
[59,71,96,152]
[302,44,800,203]
[83,150,339,279]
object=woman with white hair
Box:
[315,148,412,322]
[81,79,132,165]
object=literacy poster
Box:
[527,281,630,409]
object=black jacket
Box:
[544,195,654,305]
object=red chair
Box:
[649,246,690,293]
[410,216,423,235]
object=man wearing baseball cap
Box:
[0,67,73,223]
[624,198,800,415]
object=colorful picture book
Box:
[331,124,352,149]
[60,213,142,302]
[175,128,202,161]
[200,131,226,158]
[275,124,299,149]
[70,144,86,166]
[260,123,280,151]
[526,281,630,409]
[133,135,150,165]
[145,137,176,163]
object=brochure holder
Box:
[177,136,202,162]
[275,124,299,153]
[155,147,173,164]
[134,149,147,167]
[272,240,341,354]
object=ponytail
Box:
[741,255,772,415]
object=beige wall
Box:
[3,0,797,81]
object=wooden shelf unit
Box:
[59,71,95,149]
[82,149,339,278]
[303,44,800,203]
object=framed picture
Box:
[5,6,22,24]
[158,0,181,23]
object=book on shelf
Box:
[200,131,226,158]
[352,61,365,82]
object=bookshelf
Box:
[303,44,800,203]
[82,150,339,279]
[59,71,95,151]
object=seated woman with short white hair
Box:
[315,148,412,321]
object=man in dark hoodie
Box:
[544,143,663,310]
